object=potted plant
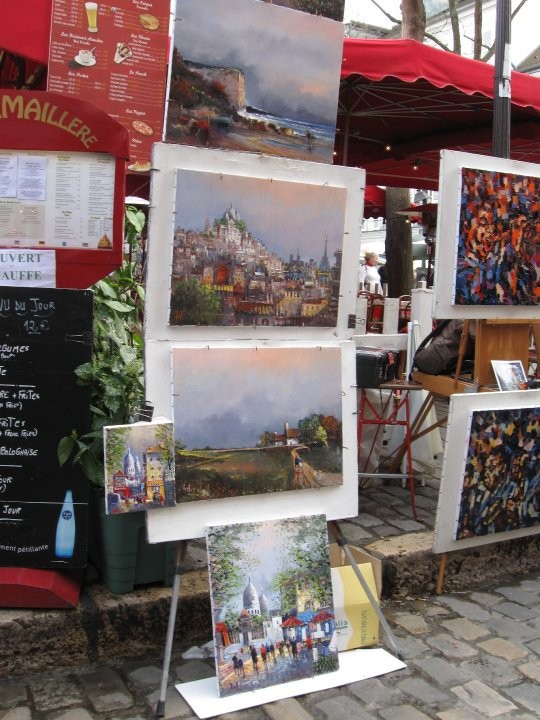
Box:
[58,206,175,593]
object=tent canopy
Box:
[4,21,540,193]
[1,1,51,64]
[363,184,386,218]
[336,38,540,189]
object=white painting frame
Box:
[433,389,540,554]
[145,339,358,542]
[433,149,540,320]
[144,143,365,343]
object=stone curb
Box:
[2,532,539,677]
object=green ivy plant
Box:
[58,206,147,487]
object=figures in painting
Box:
[455,168,539,306]
[206,515,338,697]
[456,407,539,539]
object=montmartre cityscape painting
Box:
[170,169,347,328]
[167,0,343,164]
[171,346,343,502]
[103,421,176,514]
[455,167,540,306]
[206,514,339,697]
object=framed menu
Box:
[0,150,115,250]
[47,0,171,173]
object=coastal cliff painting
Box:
[169,168,347,328]
[260,0,344,19]
[166,0,344,163]
[171,345,344,503]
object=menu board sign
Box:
[47,0,171,173]
[0,150,115,249]
[0,287,92,568]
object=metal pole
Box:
[328,521,404,661]
[492,0,511,158]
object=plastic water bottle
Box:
[55,490,76,559]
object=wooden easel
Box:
[156,522,404,716]
[433,319,532,594]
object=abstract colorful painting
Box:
[167,0,343,163]
[206,514,339,697]
[172,346,344,502]
[455,406,539,539]
[454,167,540,306]
[103,420,176,514]
[169,169,347,328]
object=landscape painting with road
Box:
[171,346,343,502]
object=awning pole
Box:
[492,0,511,158]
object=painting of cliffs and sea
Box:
[170,169,347,328]
[171,346,344,503]
[260,0,345,20]
[167,0,344,164]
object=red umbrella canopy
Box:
[395,202,438,223]
[0,1,51,64]
[335,39,540,190]
[280,615,304,627]
[364,185,386,219]
[311,611,334,623]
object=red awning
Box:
[0,2,51,65]
[363,185,386,219]
[336,38,540,189]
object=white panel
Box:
[145,340,358,542]
[144,143,365,344]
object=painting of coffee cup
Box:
[75,49,95,66]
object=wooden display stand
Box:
[413,319,531,394]
[410,319,533,595]
[395,320,532,480]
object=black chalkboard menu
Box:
[0,288,92,568]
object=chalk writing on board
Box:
[0,287,91,567]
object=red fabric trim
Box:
[341,38,540,112]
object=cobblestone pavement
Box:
[3,398,539,718]
[1,569,538,719]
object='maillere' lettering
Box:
[1,95,98,149]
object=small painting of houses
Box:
[167,0,344,164]
[206,514,339,697]
[170,169,347,328]
[103,420,176,514]
[172,345,344,502]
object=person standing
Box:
[359,251,383,294]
